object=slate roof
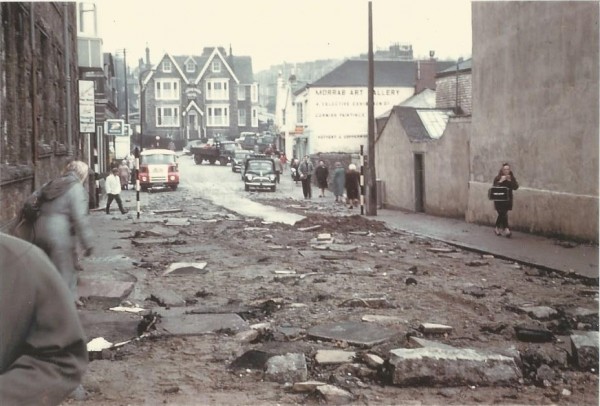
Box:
[437,58,472,76]
[169,51,254,84]
[310,59,417,87]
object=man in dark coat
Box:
[0,232,88,404]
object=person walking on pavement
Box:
[118,160,130,190]
[298,155,314,199]
[105,167,128,216]
[280,153,288,171]
[332,162,345,203]
[345,163,361,209]
[493,162,519,238]
[315,160,329,198]
[273,155,283,184]
[31,160,94,302]
[0,232,89,405]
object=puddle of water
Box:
[209,194,304,226]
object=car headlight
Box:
[268,175,275,181]
[141,176,148,181]
[169,175,176,181]
[246,174,254,181]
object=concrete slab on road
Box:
[375,209,598,280]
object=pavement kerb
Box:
[382,223,598,284]
[373,210,599,284]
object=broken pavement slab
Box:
[297,225,322,232]
[153,208,183,215]
[362,314,407,325]
[389,347,522,387]
[409,336,456,350]
[162,262,208,276]
[419,323,454,334]
[316,384,355,404]
[292,381,327,393]
[570,331,599,370]
[164,217,190,226]
[157,310,249,337]
[518,305,558,320]
[79,310,141,344]
[340,297,394,309]
[144,226,179,238]
[78,277,134,308]
[264,353,308,383]
[150,289,186,307]
[514,324,554,342]
[308,321,398,347]
[315,350,356,365]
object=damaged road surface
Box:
[77,161,599,405]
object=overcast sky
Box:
[91,0,472,72]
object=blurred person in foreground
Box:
[0,232,88,405]
[32,160,94,302]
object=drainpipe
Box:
[31,3,38,171]
[64,3,72,156]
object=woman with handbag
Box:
[493,163,519,237]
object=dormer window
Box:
[212,60,221,73]
[162,60,172,73]
[186,61,195,73]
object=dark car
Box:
[243,156,276,192]
[231,150,252,173]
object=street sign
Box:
[78,80,95,133]
[105,119,125,136]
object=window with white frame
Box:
[251,107,258,127]
[237,86,246,101]
[162,59,172,72]
[206,79,229,100]
[212,60,221,72]
[186,60,195,73]
[156,106,180,127]
[238,109,246,126]
[207,105,229,126]
[251,83,258,102]
[155,79,180,100]
[296,102,304,124]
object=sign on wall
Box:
[78,80,95,133]
[105,119,126,136]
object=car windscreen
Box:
[141,154,176,165]
[223,143,237,151]
[247,161,273,172]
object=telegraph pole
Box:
[123,49,129,124]
[366,1,377,215]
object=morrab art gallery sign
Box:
[305,86,414,153]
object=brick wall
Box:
[435,72,472,115]
[0,2,79,229]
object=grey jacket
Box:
[298,160,314,177]
[34,174,93,256]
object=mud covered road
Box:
[72,158,599,405]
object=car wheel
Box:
[141,186,148,192]
[171,185,178,191]
[219,157,227,166]
[270,185,276,192]
[194,155,201,165]
[209,158,216,165]
[245,184,250,192]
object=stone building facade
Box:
[0,2,80,229]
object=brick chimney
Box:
[414,50,437,94]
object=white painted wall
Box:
[297,86,414,154]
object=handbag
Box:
[488,186,509,201]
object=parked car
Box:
[243,155,276,192]
[138,149,179,191]
[231,150,252,173]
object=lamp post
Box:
[135,67,154,219]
